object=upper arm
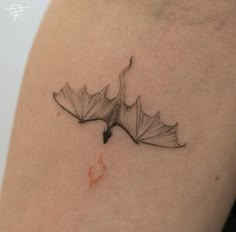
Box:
[0,1,236,231]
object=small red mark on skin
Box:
[88,152,107,188]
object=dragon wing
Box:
[53,83,115,123]
[117,97,184,148]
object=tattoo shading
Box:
[53,57,185,148]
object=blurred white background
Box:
[0,0,50,189]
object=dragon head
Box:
[103,128,112,144]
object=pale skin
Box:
[0,0,236,231]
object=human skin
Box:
[0,0,236,231]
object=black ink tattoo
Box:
[53,57,185,148]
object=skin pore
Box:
[0,0,236,232]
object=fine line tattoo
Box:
[53,57,185,148]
